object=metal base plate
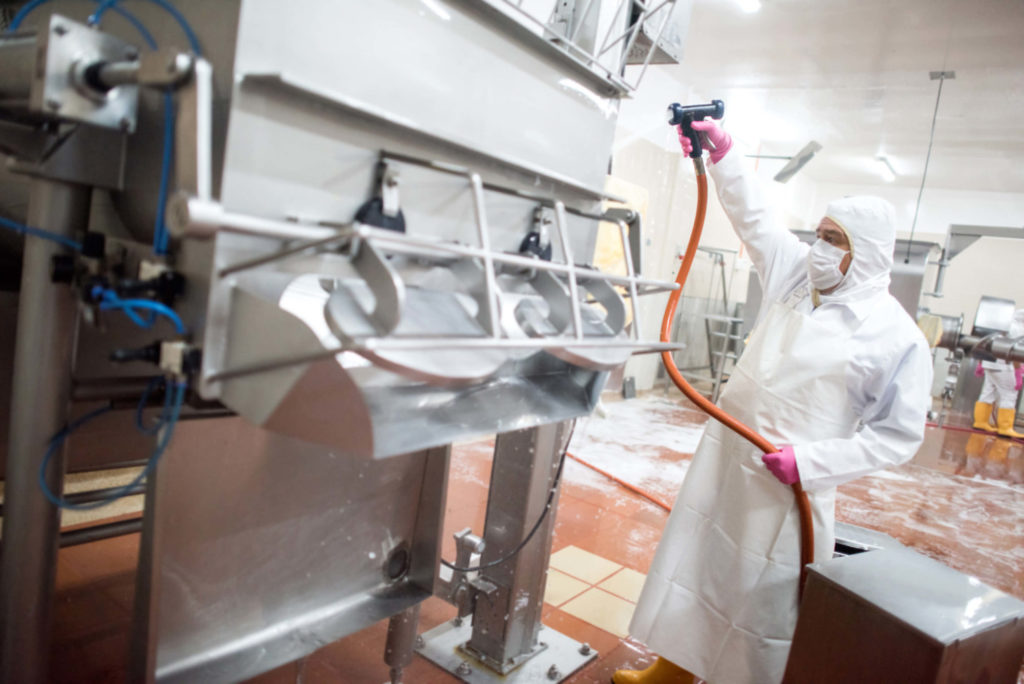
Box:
[416,619,597,683]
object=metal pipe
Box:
[956,335,1024,364]
[383,604,421,684]
[59,518,143,548]
[179,198,678,293]
[0,484,145,518]
[0,36,36,103]
[206,338,683,384]
[0,178,91,684]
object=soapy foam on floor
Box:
[565,396,707,503]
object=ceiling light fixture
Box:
[876,156,897,183]
[736,0,761,13]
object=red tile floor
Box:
[47,394,1024,683]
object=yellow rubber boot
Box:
[973,402,998,432]
[996,408,1024,438]
[612,657,696,684]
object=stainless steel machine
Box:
[919,296,1024,427]
[0,1,691,682]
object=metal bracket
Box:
[6,123,128,190]
[381,162,401,218]
[324,236,406,339]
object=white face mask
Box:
[807,239,848,291]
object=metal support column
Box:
[417,420,597,682]
[465,421,572,669]
[384,604,422,684]
[0,179,90,684]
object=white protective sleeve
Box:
[791,333,933,491]
[707,152,808,304]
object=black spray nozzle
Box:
[666,99,725,158]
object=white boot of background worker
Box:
[613,120,933,684]
[973,308,1024,438]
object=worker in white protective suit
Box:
[614,120,933,684]
[973,308,1024,438]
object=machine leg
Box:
[464,421,572,669]
[0,179,91,684]
[384,604,422,684]
[418,421,596,682]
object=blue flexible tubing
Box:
[39,381,186,510]
[12,0,196,55]
[154,91,175,254]
[10,0,155,47]
[89,0,201,54]
[136,375,173,434]
[95,288,186,333]
[0,215,83,251]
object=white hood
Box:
[818,196,896,304]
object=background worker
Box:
[614,119,933,684]
[973,308,1024,438]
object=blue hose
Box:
[94,287,186,334]
[38,381,186,510]
[136,375,173,434]
[10,0,158,48]
[0,215,83,251]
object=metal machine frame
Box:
[0,2,691,682]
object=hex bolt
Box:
[455,661,472,677]
[453,616,463,627]
[579,642,592,655]
[547,664,562,680]
[124,46,139,60]
[52,24,68,36]
[415,635,425,649]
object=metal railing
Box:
[498,0,679,92]
[176,149,681,384]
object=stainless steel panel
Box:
[807,548,1024,643]
[972,295,1016,336]
[227,0,618,209]
[135,417,449,683]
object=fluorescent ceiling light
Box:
[877,156,897,183]
[736,0,761,13]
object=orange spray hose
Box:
[660,158,814,592]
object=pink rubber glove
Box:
[1016,366,1023,391]
[676,121,733,164]
[677,125,694,156]
[691,120,733,164]
[762,446,800,485]
[975,361,985,378]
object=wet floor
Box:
[48,394,1024,683]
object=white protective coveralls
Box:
[979,310,1024,409]
[629,152,933,684]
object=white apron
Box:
[630,293,859,684]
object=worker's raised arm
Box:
[683,120,807,296]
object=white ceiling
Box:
[621,0,1024,194]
